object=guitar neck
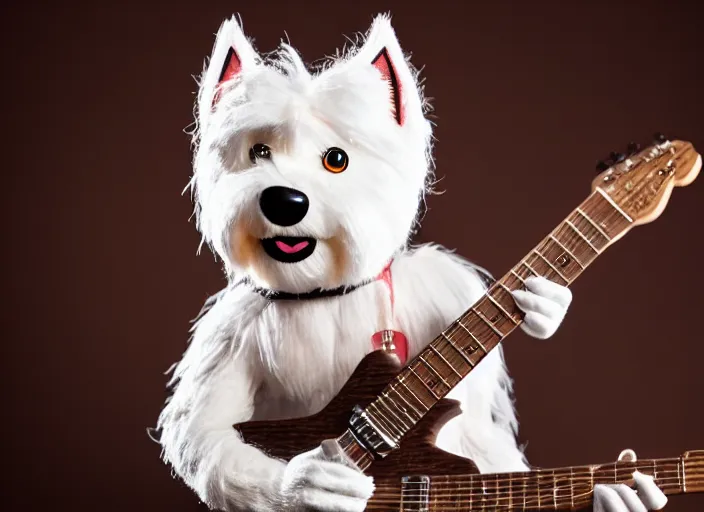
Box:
[404,450,704,511]
[341,188,634,466]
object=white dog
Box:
[157,14,667,512]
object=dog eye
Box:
[322,147,349,173]
[249,143,271,163]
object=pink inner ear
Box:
[371,48,404,126]
[212,47,242,107]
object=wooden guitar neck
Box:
[339,139,701,469]
[368,450,704,511]
[344,188,632,469]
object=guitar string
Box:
[367,478,703,510]
[415,459,703,485]
[370,466,702,495]
[365,473,703,506]
[418,467,704,490]
[367,483,703,510]
[362,200,623,434]
[399,474,696,499]
[368,464,704,498]
[366,481,703,511]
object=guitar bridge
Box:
[401,475,430,511]
[348,404,398,458]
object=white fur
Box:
[594,472,668,512]
[157,14,659,512]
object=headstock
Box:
[592,134,701,226]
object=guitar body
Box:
[233,350,480,479]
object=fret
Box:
[510,264,533,285]
[613,460,618,484]
[595,186,633,223]
[525,251,569,285]
[582,192,632,240]
[415,357,453,396]
[486,292,520,325]
[429,344,463,379]
[549,233,584,269]
[570,467,575,509]
[521,259,541,277]
[552,470,557,509]
[366,402,403,439]
[537,470,542,508]
[507,474,514,510]
[570,213,607,250]
[440,332,475,367]
[499,282,515,296]
[423,347,462,387]
[392,378,426,417]
[471,299,515,339]
[471,306,505,338]
[533,249,569,283]
[523,473,528,510]
[337,429,373,470]
[577,207,611,241]
[552,221,599,270]
[510,269,526,285]
[436,331,478,373]
[566,219,600,254]
[407,365,440,399]
[397,371,438,414]
[534,236,583,283]
[481,288,522,329]
[375,396,411,432]
[495,472,500,509]
[381,390,415,431]
[456,319,488,353]
[396,372,433,414]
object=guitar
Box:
[367,449,704,511]
[234,136,701,480]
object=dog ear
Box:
[342,14,422,127]
[197,16,260,127]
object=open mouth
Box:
[261,236,317,263]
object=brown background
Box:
[2,0,703,511]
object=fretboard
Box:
[424,451,704,510]
[340,188,634,467]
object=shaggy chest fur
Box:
[244,248,491,423]
[250,281,395,421]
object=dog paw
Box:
[511,276,572,339]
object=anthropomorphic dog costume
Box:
[157,14,668,512]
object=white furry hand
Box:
[511,276,572,339]
[593,472,668,512]
[274,441,374,511]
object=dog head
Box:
[190,14,433,293]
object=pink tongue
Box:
[275,240,309,254]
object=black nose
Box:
[259,186,309,227]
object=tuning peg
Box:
[653,132,667,143]
[596,160,610,172]
[626,142,641,155]
[610,151,626,163]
